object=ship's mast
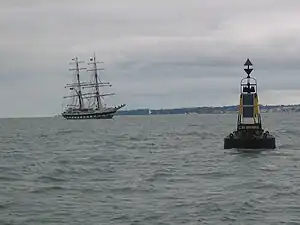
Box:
[88,52,104,110]
[68,57,86,109]
[87,52,114,110]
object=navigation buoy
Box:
[224,59,276,149]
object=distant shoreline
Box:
[116,104,300,116]
[0,104,300,119]
[2,104,298,119]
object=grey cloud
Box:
[1,0,300,117]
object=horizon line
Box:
[0,102,299,119]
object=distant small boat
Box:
[61,53,125,120]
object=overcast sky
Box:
[1,0,300,117]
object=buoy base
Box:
[224,131,276,149]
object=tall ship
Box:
[62,54,125,120]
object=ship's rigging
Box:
[63,54,116,111]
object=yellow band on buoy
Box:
[239,93,261,121]
[254,93,260,116]
[239,94,243,114]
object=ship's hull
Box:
[62,104,126,120]
[62,112,114,120]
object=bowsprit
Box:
[224,58,276,150]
